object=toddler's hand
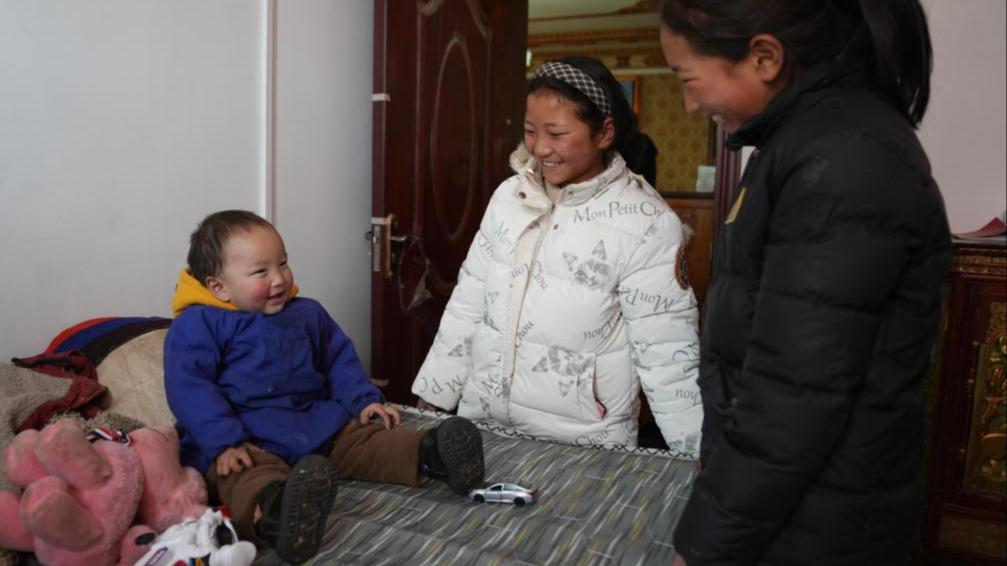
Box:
[360,403,401,429]
[216,442,256,477]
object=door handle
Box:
[367,214,409,280]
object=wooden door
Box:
[370,0,527,403]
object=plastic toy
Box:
[468,483,538,505]
[132,508,255,566]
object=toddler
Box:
[165,210,484,564]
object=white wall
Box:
[0,0,373,364]
[1,1,1002,362]
[919,0,1007,233]
[273,1,374,365]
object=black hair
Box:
[527,55,656,180]
[660,0,932,126]
[187,210,276,285]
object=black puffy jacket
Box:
[673,55,951,565]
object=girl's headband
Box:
[533,61,612,116]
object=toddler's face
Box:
[208,225,294,315]
[523,91,613,188]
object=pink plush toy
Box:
[129,426,207,533]
[0,420,208,566]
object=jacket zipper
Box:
[501,202,555,424]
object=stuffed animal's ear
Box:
[21,477,104,550]
[35,420,112,488]
[4,429,47,487]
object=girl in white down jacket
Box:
[412,56,702,458]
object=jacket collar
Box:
[508,145,631,209]
[171,268,300,317]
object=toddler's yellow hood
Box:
[171,268,299,317]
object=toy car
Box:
[468,483,538,505]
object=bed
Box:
[2,321,697,565]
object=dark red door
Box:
[371,0,527,403]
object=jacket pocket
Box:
[512,342,601,422]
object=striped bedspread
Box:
[256,406,696,565]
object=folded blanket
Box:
[0,363,77,491]
[10,351,107,433]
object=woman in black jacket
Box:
[659,1,951,565]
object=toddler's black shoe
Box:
[418,416,485,495]
[255,454,338,564]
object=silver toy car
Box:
[468,482,538,505]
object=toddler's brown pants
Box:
[207,421,425,545]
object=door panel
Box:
[371,0,527,403]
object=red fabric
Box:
[11,350,108,433]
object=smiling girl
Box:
[412,56,702,456]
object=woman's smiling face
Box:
[660,27,782,133]
[523,90,613,187]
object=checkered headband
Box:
[533,61,612,116]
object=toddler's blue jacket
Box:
[164,297,382,474]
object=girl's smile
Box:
[523,91,613,187]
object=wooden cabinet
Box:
[922,242,1007,565]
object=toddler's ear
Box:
[205,277,231,303]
